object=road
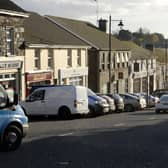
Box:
[1,109,168,168]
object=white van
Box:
[20,85,89,119]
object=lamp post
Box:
[108,15,124,93]
[165,39,168,88]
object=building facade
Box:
[23,13,89,98]
[0,0,28,100]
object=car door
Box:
[23,89,46,115]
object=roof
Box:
[45,15,129,51]
[24,12,89,47]
[154,48,167,63]
[122,41,154,60]
[0,0,26,13]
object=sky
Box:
[12,0,168,37]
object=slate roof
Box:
[0,0,26,13]
[122,41,154,60]
[24,12,89,46]
[45,15,130,51]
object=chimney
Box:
[98,19,107,32]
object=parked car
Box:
[88,89,109,115]
[152,89,168,98]
[134,93,159,107]
[96,93,116,112]
[129,93,147,108]
[119,93,146,112]
[20,85,89,119]
[0,85,28,151]
[106,93,124,112]
[155,94,168,113]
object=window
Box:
[77,49,81,66]
[29,90,45,101]
[101,53,105,70]
[67,49,72,67]
[125,79,128,93]
[34,49,40,69]
[48,49,53,68]
[6,27,14,56]
[134,62,139,72]
[118,72,123,79]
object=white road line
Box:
[113,123,125,127]
[148,117,157,120]
[58,132,74,137]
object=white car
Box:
[155,94,168,113]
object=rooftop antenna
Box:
[94,0,99,25]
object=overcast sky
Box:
[12,0,168,37]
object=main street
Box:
[1,109,168,168]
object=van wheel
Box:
[2,125,22,151]
[58,107,71,120]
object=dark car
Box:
[106,93,124,112]
[151,89,168,98]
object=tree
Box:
[118,30,132,41]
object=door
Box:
[76,87,88,113]
[23,89,46,115]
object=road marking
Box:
[113,123,125,127]
[58,132,74,137]
[148,117,157,120]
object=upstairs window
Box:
[134,62,139,72]
[6,27,14,56]
[48,49,54,68]
[67,49,72,67]
[34,49,41,69]
[77,49,81,66]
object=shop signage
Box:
[0,61,21,70]
[59,67,88,78]
[26,72,52,82]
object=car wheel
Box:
[2,125,22,151]
[125,104,134,112]
[58,107,71,120]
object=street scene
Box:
[1,108,168,168]
[1,0,168,168]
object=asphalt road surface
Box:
[1,109,168,168]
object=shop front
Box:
[0,60,22,97]
[58,67,88,86]
[25,71,52,96]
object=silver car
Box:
[155,94,168,113]
[97,94,116,112]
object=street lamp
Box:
[108,15,124,93]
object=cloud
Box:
[11,0,168,36]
